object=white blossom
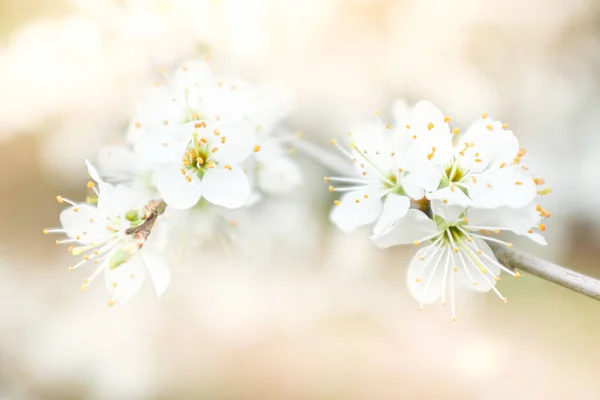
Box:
[373,200,549,319]
[327,111,426,234]
[44,161,170,306]
[398,100,541,208]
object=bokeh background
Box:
[2,0,600,398]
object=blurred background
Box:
[2,0,600,398]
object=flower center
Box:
[181,132,218,178]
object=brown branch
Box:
[490,243,600,302]
[125,200,167,243]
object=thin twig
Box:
[490,243,600,302]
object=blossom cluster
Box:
[327,100,551,319]
[44,60,301,306]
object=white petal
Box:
[467,202,542,236]
[59,205,108,244]
[403,158,443,193]
[456,239,500,293]
[427,185,471,209]
[372,209,438,248]
[105,255,146,305]
[457,118,519,172]
[329,187,383,233]
[407,246,446,305]
[141,252,170,297]
[85,159,103,183]
[430,200,466,225]
[201,166,251,209]
[257,156,302,195]
[372,194,411,237]
[210,120,256,164]
[463,169,536,208]
[157,165,203,210]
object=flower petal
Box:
[105,255,146,305]
[463,169,536,208]
[201,165,251,209]
[210,120,256,164]
[257,156,302,195]
[372,194,411,237]
[157,165,203,210]
[141,252,170,297]
[407,246,447,305]
[372,209,438,248]
[59,205,108,244]
[427,185,471,209]
[329,187,383,233]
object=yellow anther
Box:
[538,223,546,232]
[87,181,95,188]
[213,129,220,136]
[412,135,417,139]
[453,266,458,272]
[328,186,335,192]
[452,127,460,135]
[224,165,232,170]
[398,168,404,173]
[406,124,411,129]
[112,282,118,288]
[493,229,500,234]
[130,274,136,279]
[385,124,391,130]
[81,284,88,292]
[517,148,527,157]
[486,125,493,131]
[414,241,420,246]
[473,282,478,286]
[362,171,367,176]
[534,178,545,185]
[375,110,381,116]
[329,139,337,145]
[73,207,79,212]
[482,113,488,119]
[507,243,514,248]
[43,229,48,235]
[254,145,261,152]
[427,122,434,130]
[503,297,508,304]
[69,266,74,271]
[185,175,192,182]
[444,116,451,123]
[324,177,330,182]
[474,158,482,163]
[416,278,421,283]
[221,136,227,144]
[355,199,360,203]
[471,176,477,183]
[538,187,552,195]
[135,121,142,129]
[499,162,506,168]
[515,181,522,185]
[211,147,219,153]
[443,199,448,204]
[515,272,521,278]
[83,255,89,261]
[108,299,116,307]
[200,137,208,143]
[528,229,533,234]
[420,256,425,261]
[334,200,340,206]
[363,194,369,199]
[453,248,459,253]
[501,123,508,129]
[56,196,64,203]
